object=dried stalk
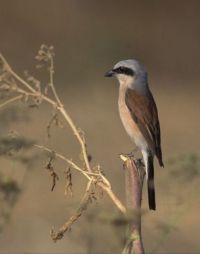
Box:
[51,180,94,241]
[0,95,23,108]
[0,48,126,241]
[34,144,126,213]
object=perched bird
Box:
[105,59,164,210]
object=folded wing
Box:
[125,88,164,167]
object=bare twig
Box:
[0,52,92,173]
[58,106,92,172]
[50,210,82,241]
[98,181,126,214]
[0,53,36,93]
[0,95,23,108]
[34,144,126,214]
[34,144,92,180]
[50,179,95,241]
[49,53,63,107]
[46,112,58,138]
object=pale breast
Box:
[118,87,148,151]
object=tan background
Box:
[0,1,200,253]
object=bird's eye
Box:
[115,67,124,73]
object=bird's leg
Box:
[133,158,146,187]
[119,148,145,185]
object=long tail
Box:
[142,151,156,210]
[147,155,156,210]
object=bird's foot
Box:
[119,148,138,159]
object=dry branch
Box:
[0,47,126,242]
[34,144,126,214]
[51,180,95,241]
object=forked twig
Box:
[34,144,126,213]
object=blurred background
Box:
[0,0,200,253]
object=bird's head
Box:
[105,59,148,90]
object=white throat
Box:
[117,74,148,94]
[117,74,133,89]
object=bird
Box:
[105,59,164,210]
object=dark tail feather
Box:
[156,147,164,168]
[147,156,156,210]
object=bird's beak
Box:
[104,69,115,77]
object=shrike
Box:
[105,59,164,210]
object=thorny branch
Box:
[0,46,126,241]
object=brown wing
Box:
[125,88,164,167]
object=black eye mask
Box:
[113,66,135,76]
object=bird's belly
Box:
[118,100,148,151]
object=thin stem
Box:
[0,95,23,108]
[51,179,94,241]
[35,144,126,214]
[34,144,92,181]
[48,55,91,173]
[0,53,91,174]
[49,55,63,107]
[0,53,36,93]
[98,181,126,214]
[58,106,92,172]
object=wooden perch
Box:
[121,155,145,254]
